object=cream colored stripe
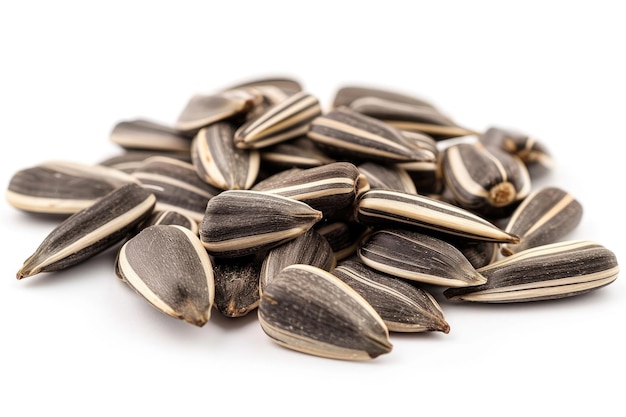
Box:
[312,117,410,153]
[445,146,489,199]
[133,172,214,199]
[524,194,574,236]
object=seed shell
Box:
[331,85,439,109]
[191,121,260,190]
[141,209,199,235]
[98,150,192,173]
[258,264,392,361]
[500,186,583,256]
[212,254,262,318]
[356,189,520,243]
[260,135,336,172]
[199,190,323,258]
[17,183,156,279]
[115,225,214,326]
[358,228,487,287]
[357,161,417,194]
[332,258,450,333]
[109,118,193,152]
[314,220,371,261]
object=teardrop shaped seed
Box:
[358,228,487,287]
[17,183,156,279]
[258,264,392,361]
[212,254,262,318]
[479,126,554,176]
[191,121,260,190]
[140,209,199,235]
[332,85,439,109]
[441,142,532,217]
[315,220,371,261]
[500,186,583,256]
[6,160,140,215]
[307,106,435,164]
[234,91,322,149]
[333,258,450,333]
[444,240,619,303]
[132,156,222,223]
[400,130,439,157]
[115,225,214,326]
[358,161,417,194]
[260,135,336,172]
[109,118,193,152]
[356,189,520,243]
[175,89,262,134]
[98,150,192,173]
[448,237,498,269]
[259,228,336,295]
[252,161,368,221]
[200,190,323,258]
[348,96,476,140]
[221,77,303,97]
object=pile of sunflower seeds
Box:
[7,77,620,361]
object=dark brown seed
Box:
[358,161,417,194]
[98,150,192,173]
[212,254,262,318]
[17,183,156,279]
[332,85,439,109]
[315,220,371,261]
[141,209,199,235]
[260,135,336,172]
[109,119,193,152]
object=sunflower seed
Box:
[315,220,370,261]
[259,228,336,295]
[331,85,440,109]
[234,91,322,149]
[358,228,487,287]
[258,264,392,361]
[175,88,262,134]
[252,161,368,221]
[357,161,417,194]
[356,189,520,243]
[500,186,583,256]
[109,118,193,152]
[191,121,260,190]
[17,183,156,279]
[141,209,199,235]
[132,156,221,223]
[444,240,619,302]
[307,107,435,164]
[115,225,214,326]
[260,135,335,172]
[199,190,323,258]
[212,254,262,318]
[332,258,450,333]
[6,160,140,215]
[98,150,192,173]
[221,77,303,96]
[448,237,498,269]
[441,141,531,217]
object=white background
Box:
[1,1,624,416]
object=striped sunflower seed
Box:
[444,240,619,303]
[260,135,335,172]
[258,264,393,361]
[234,91,322,149]
[98,150,192,173]
[191,121,260,190]
[500,186,583,256]
[259,228,336,295]
[332,258,450,333]
[448,237,498,269]
[252,161,369,221]
[115,225,214,326]
[132,156,221,223]
[212,254,262,318]
[17,183,156,279]
[441,141,532,217]
[109,118,193,153]
[357,161,417,194]
[307,106,437,164]
[331,85,440,110]
[221,77,303,97]
[199,190,323,258]
[356,189,520,243]
[6,160,140,215]
[140,209,199,235]
[314,220,371,261]
[358,228,487,287]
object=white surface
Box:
[1,1,624,416]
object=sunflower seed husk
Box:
[199,190,323,258]
[449,237,499,269]
[17,183,156,279]
[175,88,262,134]
[441,142,532,217]
[260,135,336,172]
[109,119,193,152]
[356,189,520,243]
[252,161,368,221]
[115,225,214,326]
[141,209,199,235]
[500,186,583,256]
[258,264,392,361]
[333,258,450,333]
[212,254,262,318]
[259,228,336,295]
[191,121,260,190]
[444,240,619,303]
[221,77,303,96]
[6,160,140,216]
[400,130,439,157]
[357,161,417,194]
[331,85,439,109]
[307,106,435,164]
[132,156,221,223]
[98,150,192,173]
[234,91,322,149]
[358,228,487,287]
[315,220,370,261]
[479,126,554,176]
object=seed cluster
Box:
[7,77,619,361]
